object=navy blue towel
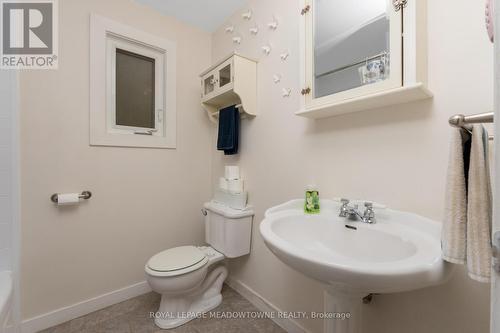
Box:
[217,105,240,155]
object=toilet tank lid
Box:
[204,201,254,218]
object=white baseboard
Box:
[21,281,151,333]
[20,277,308,333]
[225,277,310,333]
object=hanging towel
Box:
[217,105,240,155]
[466,125,492,282]
[442,129,471,264]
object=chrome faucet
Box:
[339,199,376,224]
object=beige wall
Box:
[211,0,492,332]
[18,0,493,330]
[19,0,212,320]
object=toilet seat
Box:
[146,246,209,277]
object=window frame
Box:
[90,14,176,149]
[106,34,164,136]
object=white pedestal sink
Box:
[259,199,453,333]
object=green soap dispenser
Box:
[304,185,320,214]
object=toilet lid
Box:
[147,246,207,272]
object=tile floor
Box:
[39,285,287,333]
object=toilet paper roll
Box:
[227,179,244,194]
[57,193,80,206]
[219,177,228,191]
[225,166,240,180]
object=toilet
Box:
[145,201,254,329]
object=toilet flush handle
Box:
[201,208,208,216]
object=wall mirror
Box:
[298,0,431,119]
[314,0,396,98]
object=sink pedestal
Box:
[324,290,363,333]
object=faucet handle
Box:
[363,202,376,223]
[339,198,350,217]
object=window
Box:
[90,14,176,148]
[106,35,165,137]
[115,49,155,129]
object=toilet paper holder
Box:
[50,191,92,203]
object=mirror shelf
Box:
[296,83,432,119]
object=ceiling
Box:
[134,0,246,32]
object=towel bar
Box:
[449,112,494,140]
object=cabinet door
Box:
[216,58,233,94]
[202,71,217,100]
[304,0,402,107]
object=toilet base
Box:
[153,264,228,330]
[154,293,222,329]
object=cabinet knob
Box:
[301,87,311,95]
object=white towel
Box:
[466,125,492,282]
[442,129,469,264]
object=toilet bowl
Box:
[145,246,227,329]
[145,201,254,329]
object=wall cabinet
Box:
[201,57,233,101]
[297,0,432,119]
[200,53,257,123]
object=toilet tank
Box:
[203,201,254,258]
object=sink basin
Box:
[260,199,453,333]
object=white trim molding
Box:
[225,277,310,333]
[20,281,151,333]
[19,277,310,333]
[90,14,177,149]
